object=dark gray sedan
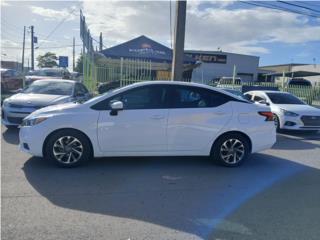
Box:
[2,79,91,127]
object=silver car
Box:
[2,79,91,127]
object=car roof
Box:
[115,80,244,99]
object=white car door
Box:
[97,85,169,153]
[167,86,233,152]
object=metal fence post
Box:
[120,57,124,87]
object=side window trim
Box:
[91,85,170,111]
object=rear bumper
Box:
[250,123,277,153]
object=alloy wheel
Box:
[220,138,245,164]
[52,136,83,164]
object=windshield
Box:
[266,92,305,105]
[23,81,73,95]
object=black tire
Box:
[211,133,250,167]
[44,129,92,167]
[273,114,281,133]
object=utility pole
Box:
[30,25,34,70]
[73,37,75,71]
[99,32,103,51]
[171,0,187,81]
[21,26,26,72]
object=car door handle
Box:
[150,115,165,120]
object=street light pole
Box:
[171,0,187,81]
[21,26,26,72]
[30,25,34,70]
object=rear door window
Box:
[170,86,229,108]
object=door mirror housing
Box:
[110,101,123,116]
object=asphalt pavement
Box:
[1,127,320,240]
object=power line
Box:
[37,3,81,49]
[296,1,320,10]
[2,44,82,50]
[239,1,320,18]
[278,1,320,14]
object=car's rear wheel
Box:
[45,129,92,167]
[211,133,250,167]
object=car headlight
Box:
[2,100,9,107]
[21,117,48,127]
[280,109,299,117]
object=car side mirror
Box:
[110,101,123,116]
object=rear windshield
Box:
[266,92,305,105]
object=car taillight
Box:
[258,111,274,121]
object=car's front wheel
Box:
[273,114,281,132]
[45,129,92,167]
[211,133,250,167]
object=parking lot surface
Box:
[1,127,320,240]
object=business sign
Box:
[59,56,68,68]
[129,43,166,56]
[185,53,227,64]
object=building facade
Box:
[185,50,260,83]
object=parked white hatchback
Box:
[244,90,320,132]
[19,81,276,167]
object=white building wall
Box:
[185,50,259,84]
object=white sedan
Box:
[244,90,320,132]
[19,81,276,167]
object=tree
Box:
[74,54,83,73]
[37,52,58,68]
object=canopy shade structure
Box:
[99,35,195,64]
[265,71,320,78]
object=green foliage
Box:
[36,52,58,68]
[75,54,83,73]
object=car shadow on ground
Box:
[1,127,19,145]
[272,130,320,150]
[22,153,319,239]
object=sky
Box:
[1,0,320,70]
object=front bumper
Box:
[279,115,320,131]
[19,126,46,157]
[2,106,35,126]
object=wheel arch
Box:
[42,128,94,157]
[210,131,252,155]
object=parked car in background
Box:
[244,90,320,132]
[70,72,83,81]
[2,79,91,127]
[24,68,71,85]
[221,88,251,101]
[217,77,242,86]
[288,78,312,87]
[1,68,24,93]
[19,81,276,168]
